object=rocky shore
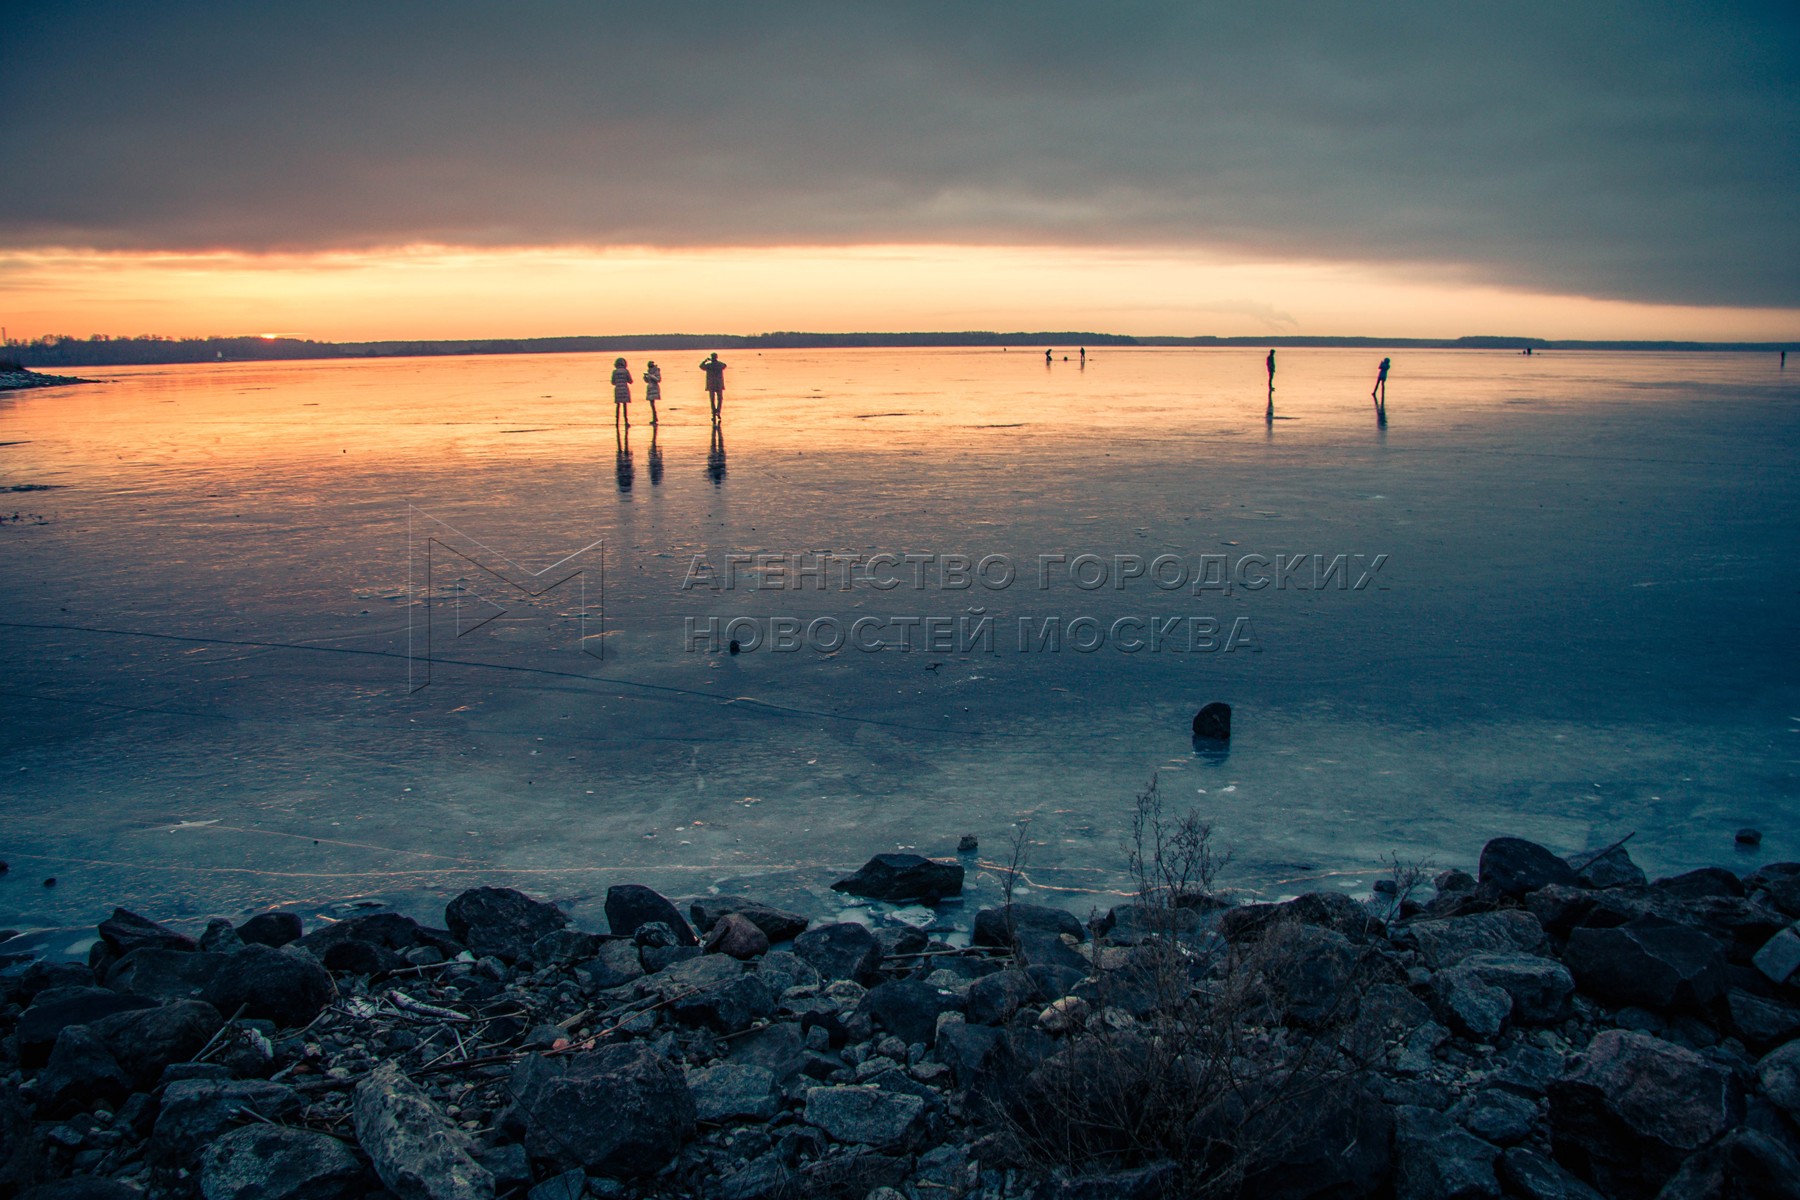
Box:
[3,839,1799,1200]
[0,365,96,393]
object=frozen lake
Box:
[2,347,1797,941]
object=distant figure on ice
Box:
[700,353,727,421]
[1372,357,1390,420]
[1079,347,1087,365]
[611,357,634,427]
[643,360,662,425]
[1045,348,1053,365]
[1266,349,1276,391]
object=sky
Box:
[3,2,1798,342]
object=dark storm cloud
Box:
[3,1,1796,307]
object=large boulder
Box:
[1400,910,1547,969]
[507,1045,695,1176]
[153,1079,301,1166]
[99,907,197,955]
[1391,1105,1500,1200]
[858,978,965,1047]
[687,1064,779,1122]
[104,948,230,1002]
[17,987,157,1068]
[1431,966,1513,1041]
[1455,952,1576,1024]
[200,1124,367,1200]
[1653,867,1746,901]
[1572,845,1647,890]
[670,973,777,1035]
[689,896,809,943]
[1496,1147,1604,1200]
[443,887,568,963]
[1548,1030,1742,1199]
[1758,1040,1800,1123]
[236,912,304,948]
[1258,925,1366,1029]
[353,1062,495,1200]
[1218,891,1382,945]
[803,1085,925,1148]
[297,913,459,959]
[202,945,335,1027]
[605,884,697,946]
[1748,863,1800,919]
[1654,1127,1800,1200]
[703,913,771,960]
[1478,837,1578,898]
[793,922,882,982]
[1563,916,1728,1011]
[973,904,1085,948]
[831,854,964,904]
[33,1026,132,1117]
[89,998,224,1089]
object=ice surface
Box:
[0,347,1795,936]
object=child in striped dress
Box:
[611,358,633,427]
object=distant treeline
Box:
[5,330,1789,367]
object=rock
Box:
[1727,988,1800,1050]
[688,1063,779,1121]
[1191,701,1231,741]
[932,1020,1004,1090]
[874,925,929,958]
[670,973,776,1034]
[580,938,645,989]
[1548,1030,1742,1199]
[1572,845,1648,889]
[236,912,303,948]
[202,945,335,1027]
[297,913,459,960]
[443,887,568,962]
[605,884,698,945]
[1402,909,1547,969]
[638,952,741,1000]
[472,1144,529,1192]
[1563,916,1729,1010]
[1344,982,1434,1062]
[18,1182,143,1200]
[1478,837,1578,898]
[526,1169,587,1200]
[1736,828,1764,847]
[1758,1040,1800,1122]
[727,1021,806,1082]
[1432,966,1513,1040]
[1452,1089,1538,1146]
[831,854,964,903]
[99,907,198,955]
[803,1085,924,1147]
[1392,1105,1500,1199]
[199,1124,366,1200]
[34,1026,131,1117]
[958,835,979,853]
[1219,891,1383,945]
[858,978,964,1046]
[1654,867,1746,901]
[1455,952,1576,1023]
[792,922,882,982]
[1237,1085,1393,1200]
[1752,926,1800,985]
[1035,1163,1181,1200]
[153,1079,301,1166]
[199,918,245,953]
[1036,996,1090,1034]
[704,913,770,959]
[965,969,1040,1026]
[688,897,810,943]
[320,939,407,976]
[103,947,230,1001]
[510,1045,695,1176]
[1259,924,1364,1029]
[973,903,1086,948]
[530,929,600,966]
[1497,1147,1605,1200]
[17,987,157,1068]
[1749,864,1800,919]
[353,1062,495,1200]
[89,999,224,1089]
[1655,1127,1800,1200]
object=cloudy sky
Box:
[3,2,1796,340]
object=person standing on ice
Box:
[1372,356,1390,417]
[643,360,662,425]
[700,353,727,422]
[611,357,634,427]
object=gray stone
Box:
[99,907,197,955]
[508,1045,695,1176]
[353,1062,495,1200]
[1564,916,1729,1011]
[1392,1105,1500,1199]
[103,947,229,1001]
[34,1025,131,1117]
[1571,844,1648,889]
[858,978,963,1047]
[1479,837,1578,897]
[1758,1039,1800,1122]
[727,1021,805,1082]
[529,929,599,966]
[802,1085,924,1147]
[755,949,819,994]
[1752,926,1800,985]
[1259,924,1364,1028]
[1497,1147,1604,1200]
[199,1124,364,1200]
[605,884,697,945]
[1654,1126,1800,1200]
[17,987,157,1068]
[1344,982,1434,1062]
[236,912,303,948]
[444,887,568,963]
[1434,966,1512,1040]
[973,904,1086,947]
[90,998,225,1089]
[965,969,1039,1026]
[579,938,644,989]
[1456,952,1575,1023]
[1217,891,1383,945]
[703,913,770,959]
[1452,1089,1538,1146]
[689,897,809,943]
[1401,910,1546,969]
[670,973,776,1034]
[1727,988,1800,1051]
[831,854,963,904]
[201,945,335,1028]
[154,1078,301,1166]
[1548,1029,1742,1199]
[199,918,245,954]
[688,1063,778,1121]
[792,922,881,982]
[526,1169,587,1200]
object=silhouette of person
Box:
[610,357,634,427]
[643,360,662,425]
[700,353,727,421]
[1079,347,1086,365]
[706,422,727,486]
[1783,350,1788,369]
[1045,348,1053,365]
[614,424,634,492]
[1372,357,1390,418]
[1266,349,1276,391]
[648,425,664,485]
